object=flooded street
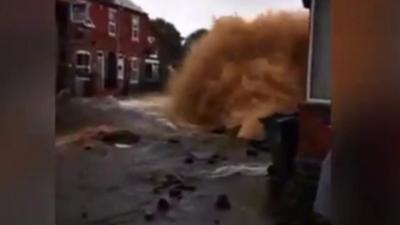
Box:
[56,94,288,225]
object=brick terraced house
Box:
[56,0,161,96]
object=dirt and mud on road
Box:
[56,94,310,225]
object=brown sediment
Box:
[167,11,309,140]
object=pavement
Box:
[55,94,311,225]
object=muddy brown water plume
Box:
[167,11,309,140]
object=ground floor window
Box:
[144,59,160,81]
[130,57,140,84]
[75,50,91,74]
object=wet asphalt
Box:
[55,96,293,225]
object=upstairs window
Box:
[108,8,117,37]
[75,50,91,73]
[131,16,140,41]
[70,2,90,23]
[147,36,156,44]
[130,57,140,84]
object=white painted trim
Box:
[70,1,90,23]
[76,50,91,55]
[149,53,158,59]
[145,59,159,64]
[306,0,332,105]
[76,77,90,82]
[108,8,117,37]
[129,80,139,84]
[131,16,140,42]
[96,50,104,57]
[75,50,92,73]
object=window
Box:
[152,64,159,78]
[130,57,140,84]
[108,8,117,37]
[70,2,90,23]
[147,36,156,44]
[144,59,160,81]
[149,49,158,59]
[75,50,91,73]
[131,16,140,41]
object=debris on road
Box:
[207,158,217,165]
[210,127,227,134]
[153,174,183,194]
[144,211,155,222]
[167,138,181,144]
[84,145,93,151]
[215,194,232,211]
[176,184,197,192]
[101,130,141,146]
[114,143,133,149]
[184,156,195,164]
[57,125,141,151]
[207,153,227,165]
[157,198,171,212]
[81,211,88,219]
[169,188,183,199]
[246,149,259,157]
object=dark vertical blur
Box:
[333,0,400,224]
[0,0,55,225]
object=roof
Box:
[112,0,143,12]
[65,0,145,13]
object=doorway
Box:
[96,51,105,89]
[117,55,125,81]
[106,52,117,89]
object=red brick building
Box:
[56,0,161,96]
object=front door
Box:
[96,51,105,89]
[117,56,124,81]
[106,52,117,89]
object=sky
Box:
[133,0,304,37]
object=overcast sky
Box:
[133,0,304,37]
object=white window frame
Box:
[131,16,140,42]
[70,2,90,23]
[149,49,158,59]
[306,0,331,105]
[108,8,117,37]
[147,36,156,44]
[130,57,140,84]
[75,50,91,73]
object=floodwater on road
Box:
[56,95,291,225]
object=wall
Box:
[58,0,158,96]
